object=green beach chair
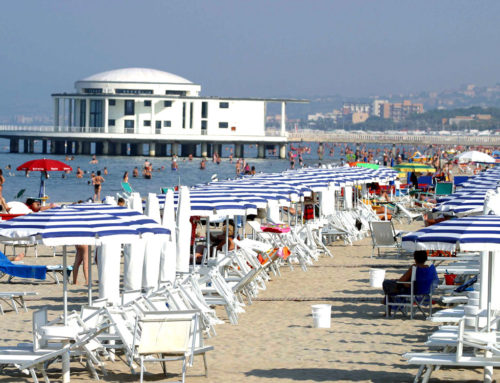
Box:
[121,182,133,194]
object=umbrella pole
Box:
[88,246,92,306]
[63,245,68,325]
[225,216,229,258]
[487,251,493,333]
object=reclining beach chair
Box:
[0,251,46,281]
[393,202,424,224]
[369,221,402,258]
[386,265,439,319]
[0,291,38,314]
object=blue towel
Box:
[0,251,47,280]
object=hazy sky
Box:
[1,0,499,114]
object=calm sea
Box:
[0,139,429,202]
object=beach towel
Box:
[0,251,46,280]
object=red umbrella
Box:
[17,158,72,199]
[17,158,72,172]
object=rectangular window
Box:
[155,121,161,134]
[164,101,172,107]
[219,122,228,129]
[108,119,115,126]
[124,120,134,133]
[83,88,103,94]
[115,89,153,94]
[182,102,186,129]
[201,120,207,130]
[219,102,229,108]
[89,100,103,128]
[144,100,151,107]
[201,102,208,118]
[108,99,115,106]
[189,102,193,129]
[124,100,135,115]
[165,90,186,96]
[80,100,86,127]
[163,120,171,127]
[144,120,151,127]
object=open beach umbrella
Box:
[356,162,379,170]
[456,151,496,164]
[402,215,500,337]
[0,205,170,323]
[16,158,73,199]
[392,162,435,173]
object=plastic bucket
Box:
[369,269,386,288]
[311,304,332,328]
[444,274,457,285]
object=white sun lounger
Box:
[0,291,37,314]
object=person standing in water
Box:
[93,170,105,202]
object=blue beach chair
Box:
[0,251,46,281]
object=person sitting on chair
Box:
[382,250,438,315]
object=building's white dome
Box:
[79,68,192,84]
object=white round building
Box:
[43,67,304,157]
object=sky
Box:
[0,0,499,115]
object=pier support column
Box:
[21,139,27,153]
[50,140,56,154]
[171,143,179,157]
[182,144,196,157]
[28,139,35,153]
[41,140,47,154]
[102,141,109,155]
[136,143,144,156]
[75,141,82,155]
[66,141,74,155]
[157,143,167,157]
[201,142,208,158]
[258,144,265,159]
[9,139,19,153]
[95,142,103,155]
[213,144,221,157]
[235,143,243,158]
[82,141,91,155]
[279,144,286,159]
[120,143,128,156]
[130,143,143,156]
[54,140,66,155]
[149,143,156,157]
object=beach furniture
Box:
[0,251,46,280]
[385,265,438,319]
[133,310,207,383]
[405,319,500,383]
[453,175,470,187]
[369,221,402,258]
[0,291,37,314]
[393,202,424,224]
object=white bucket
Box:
[369,269,386,288]
[311,304,332,328]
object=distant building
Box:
[352,112,369,124]
[372,99,388,117]
[380,100,423,122]
[342,103,371,115]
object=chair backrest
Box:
[121,182,133,193]
[33,307,48,350]
[414,264,438,295]
[137,311,197,355]
[435,182,453,196]
[453,176,469,187]
[417,175,432,186]
[370,221,396,246]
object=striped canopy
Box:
[392,162,436,173]
[0,204,170,246]
[402,215,500,252]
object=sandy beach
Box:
[0,220,494,383]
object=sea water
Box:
[0,139,430,203]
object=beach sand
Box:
[0,220,494,382]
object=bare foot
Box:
[12,253,25,262]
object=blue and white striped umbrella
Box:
[0,204,170,246]
[402,215,500,252]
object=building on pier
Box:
[46,67,307,158]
